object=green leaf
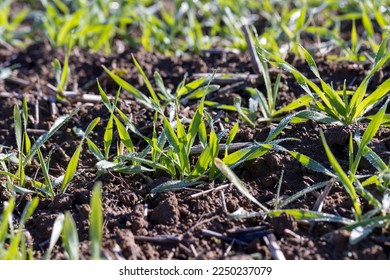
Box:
[163,116,181,153]
[295,3,307,33]
[351,100,387,175]
[150,180,204,194]
[177,76,207,98]
[118,154,170,174]
[229,208,353,225]
[57,10,82,46]
[53,59,63,92]
[97,80,113,112]
[268,209,353,224]
[320,130,361,219]
[102,65,152,108]
[103,115,114,160]
[20,197,39,226]
[36,147,54,197]
[183,85,220,100]
[22,95,29,130]
[24,132,31,155]
[275,95,312,115]
[61,145,81,193]
[132,54,160,105]
[90,182,103,260]
[344,214,390,231]
[361,4,374,38]
[44,213,64,260]
[0,198,15,244]
[62,211,79,260]
[362,145,387,172]
[83,117,100,141]
[191,146,212,178]
[154,71,173,101]
[113,116,134,152]
[300,45,320,78]
[351,20,357,55]
[86,138,104,161]
[61,37,73,90]
[355,78,390,118]
[234,97,255,128]
[225,122,239,157]
[187,97,204,148]
[374,35,389,65]
[273,144,334,177]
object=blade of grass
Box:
[60,145,81,194]
[90,181,103,260]
[132,54,160,105]
[351,100,388,176]
[229,208,353,225]
[320,130,361,220]
[150,180,204,194]
[36,147,54,197]
[62,211,79,260]
[44,213,64,260]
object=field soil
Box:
[1,41,390,260]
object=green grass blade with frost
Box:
[229,208,353,225]
[151,180,204,194]
[279,181,330,208]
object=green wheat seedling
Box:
[90,181,103,260]
[0,197,38,260]
[258,35,390,124]
[102,55,219,112]
[95,82,306,192]
[45,182,103,260]
[226,102,390,244]
[87,84,152,176]
[34,116,99,196]
[224,47,311,127]
[46,211,80,260]
[59,117,100,194]
[95,84,228,183]
[0,98,98,197]
[52,38,73,97]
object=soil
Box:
[1,40,390,260]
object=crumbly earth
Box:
[1,41,389,260]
